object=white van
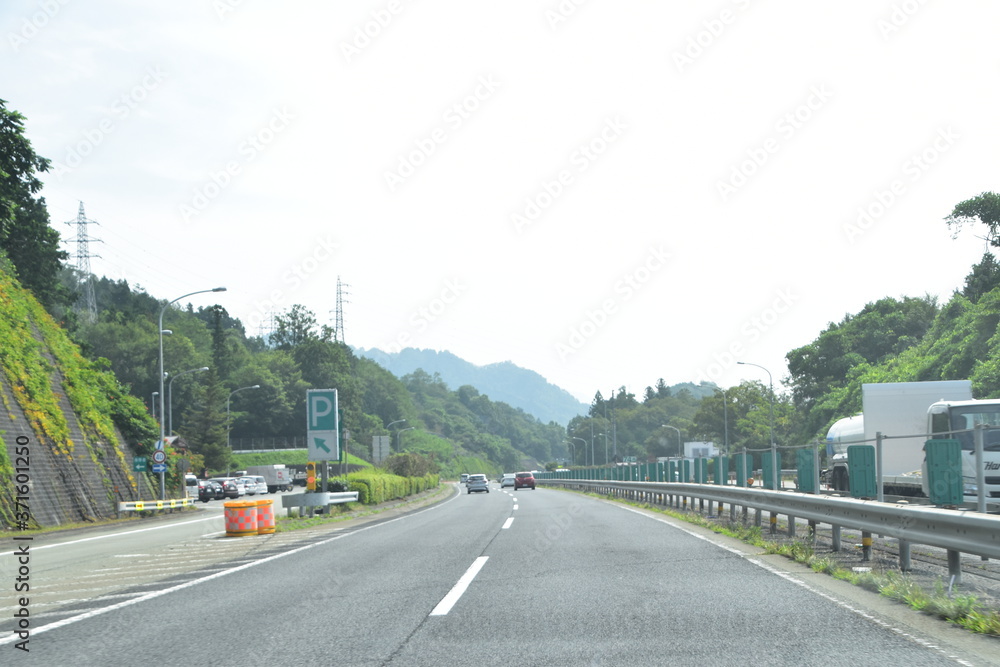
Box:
[184,474,199,498]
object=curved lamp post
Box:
[397,426,415,452]
[227,384,261,450]
[738,361,777,490]
[570,436,587,466]
[168,367,209,436]
[662,424,682,458]
[157,287,226,499]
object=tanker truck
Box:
[825,380,1000,500]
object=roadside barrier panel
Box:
[225,500,258,536]
[118,497,195,512]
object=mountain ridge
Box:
[353,347,589,425]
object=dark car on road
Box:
[208,478,240,499]
[514,471,536,490]
[199,480,224,502]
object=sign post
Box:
[307,389,339,462]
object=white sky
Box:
[3,1,997,404]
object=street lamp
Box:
[716,387,729,453]
[662,424,682,458]
[151,391,159,421]
[227,384,261,450]
[565,440,575,466]
[570,437,587,466]
[738,361,777,490]
[168,367,209,436]
[397,426,415,452]
[158,287,226,499]
[598,432,608,465]
[384,419,406,461]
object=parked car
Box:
[208,478,240,499]
[466,474,489,494]
[208,480,225,500]
[185,474,199,499]
[241,476,267,495]
[514,471,536,490]
[500,473,516,488]
[196,480,212,502]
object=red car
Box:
[514,471,535,490]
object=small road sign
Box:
[151,463,167,473]
[152,450,166,464]
[133,456,147,472]
[307,388,339,461]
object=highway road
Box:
[3,484,999,666]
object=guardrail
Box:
[538,478,1000,583]
[118,497,197,512]
[280,491,359,516]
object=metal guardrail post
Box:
[948,550,962,585]
[861,531,872,562]
[975,424,986,514]
[899,540,911,571]
[876,431,884,503]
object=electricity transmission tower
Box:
[333,276,350,343]
[64,202,102,323]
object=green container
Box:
[847,445,877,498]
[714,456,729,485]
[796,449,815,493]
[924,439,963,506]
[735,453,752,487]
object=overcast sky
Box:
[3,1,997,403]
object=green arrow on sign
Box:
[314,437,331,454]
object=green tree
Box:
[962,253,1000,303]
[0,100,69,309]
[945,191,1000,246]
[181,368,231,471]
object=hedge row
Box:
[347,471,439,505]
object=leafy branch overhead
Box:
[945,191,1000,246]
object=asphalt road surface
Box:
[3,484,998,666]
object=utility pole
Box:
[64,202,102,323]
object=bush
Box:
[347,470,438,505]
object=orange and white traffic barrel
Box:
[224,500,258,537]
[255,498,275,534]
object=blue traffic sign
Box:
[152,463,167,473]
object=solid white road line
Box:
[429,556,489,616]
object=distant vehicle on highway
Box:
[466,474,489,494]
[500,473,515,488]
[514,471,536,490]
[460,474,470,485]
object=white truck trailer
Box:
[825,380,1000,501]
